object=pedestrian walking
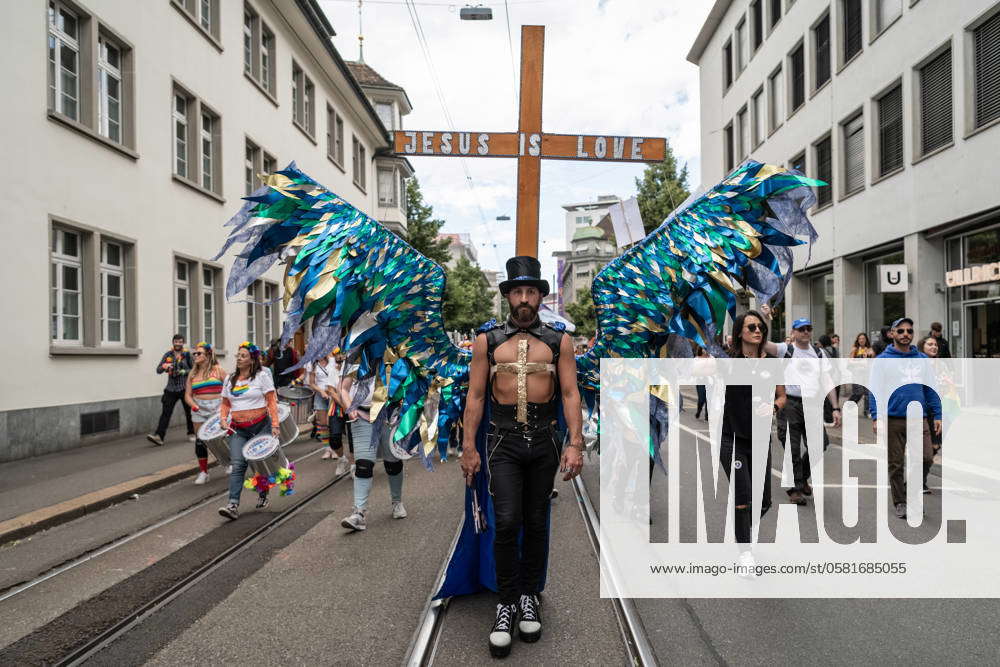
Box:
[147,334,194,445]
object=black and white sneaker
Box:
[489,603,518,658]
[218,503,239,520]
[256,493,270,510]
[518,594,542,642]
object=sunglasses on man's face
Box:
[745,323,764,333]
[796,326,813,333]
[896,328,913,334]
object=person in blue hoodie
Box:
[869,317,942,519]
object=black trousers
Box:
[156,389,194,438]
[778,396,828,491]
[488,424,561,605]
[720,431,772,542]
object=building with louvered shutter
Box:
[688,0,1000,357]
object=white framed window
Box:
[768,66,784,132]
[751,88,765,148]
[175,260,190,342]
[263,283,276,345]
[875,0,902,35]
[260,28,274,93]
[100,240,125,345]
[842,112,865,195]
[245,139,259,196]
[353,136,367,190]
[378,167,396,206]
[97,36,123,143]
[334,112,345,165]
[47,1,80,120]
[201,112,214,191]
[199,0,213,32]
[375,101,394,130]
[735,19,747,73]
[202,266,216,346]
[173,94,189,178]
[304,81,315,135]
[51,228,82,343]
[263,152,276,177]
[243,10,253,73]
[737,106,749,160]
[246,282,257,343]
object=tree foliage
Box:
[634,142,691,234]
[444,257,495,334]
[564,287,596,338]
[404,178,452,267]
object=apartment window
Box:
[877,83,904,176]
[769,0,782,29]
[973,11,1000,130]
[768,66,784,132]
[375,102,394,130]
[843,0,863,63]
[918,47,953,155]
[96,37,122,143]
[172,0,219,42]
[243,10,253,73]
[790,150,806,173]
[245,139,259,196]
[724,122,734,172]
[751,0,764,51]
[752,88,765,147]
[99,240,125,345]
[48,2,80,120]
[813,13,831,90]
[378,167,397,206]
[842,112,865,195]
[173,94,188,178]
[173,85,223,196]
[51,228,82,343]
[735,19,747,73]
[723,39,734,89]
[202,267,216,346]
[243,6,276,95]
[790,43,805,112]
[327,105,346,166]
[246,282,257,343]
[353,136,367,190]
[292,62,315,136]
[176,260,190,342]
[814,135,833,207]
[263,152,276,177]
[737,106,749,160]
[263,283,277,345]
[261,30,274,93]
[875,0,902,34]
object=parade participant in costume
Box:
[722,311,785,576]
[327,349,353,477]
[308,350,335,457]
[147,334,194,445]
[218,342,280,520]
[458,257,584,656]
[214,160,821,655]
[184,342,226,484]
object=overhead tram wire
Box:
[402,0,504,270]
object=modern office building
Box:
[0,0,413,459]
[689,0,1000,354]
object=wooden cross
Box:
[393,25,667,258]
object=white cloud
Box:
[319,0,710,278]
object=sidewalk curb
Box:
[0,462,202,548]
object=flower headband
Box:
[239,341,261,358]
[196,341,212,350]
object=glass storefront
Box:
[809,273,834,337]
[946,224,1000,358]
[864,250,905,340]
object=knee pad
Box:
[354,459,375,479]
[383,459,403,476]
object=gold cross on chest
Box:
[492,338,555,423]
[393,25,667,257]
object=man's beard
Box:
[512,303,537,323]
[173,344,183,350]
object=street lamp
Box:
[460,5,493,20]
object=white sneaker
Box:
[187,434,196,442]
[737,551,757,579]
[392,500,408,519]
[350,463,356,479]
[335,457,351,477]
[194,471,209,485]
[226,465,233,475]
[321,449,333,460]
[341,507,367,531]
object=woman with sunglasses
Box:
[218,342,281,520]
[722,310,786,576]
[184,342,226,484]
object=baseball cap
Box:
[792,318,812,330]
[891,317,914,329]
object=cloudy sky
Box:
[318,0,711,281]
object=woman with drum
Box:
[184,342,226,484]
[308,350,336,458]
[218,342,281,520]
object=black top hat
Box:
[499,256,550,296]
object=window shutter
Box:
[920,48,953,155]
[815,137,833,206]
[791,44,805,110]
[878,85,903,175]
[814,16,831,88]
[844,114,864,193]
[975,12,1000,129]
[843,0,862,61]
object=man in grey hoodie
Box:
[870,317,942,519]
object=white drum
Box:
[242,435,290,478]
[197,413,230,467]
[276,402,299,446]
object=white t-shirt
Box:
[222,369,275,411]
[308,357,343,391]
[774,342,828,398]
